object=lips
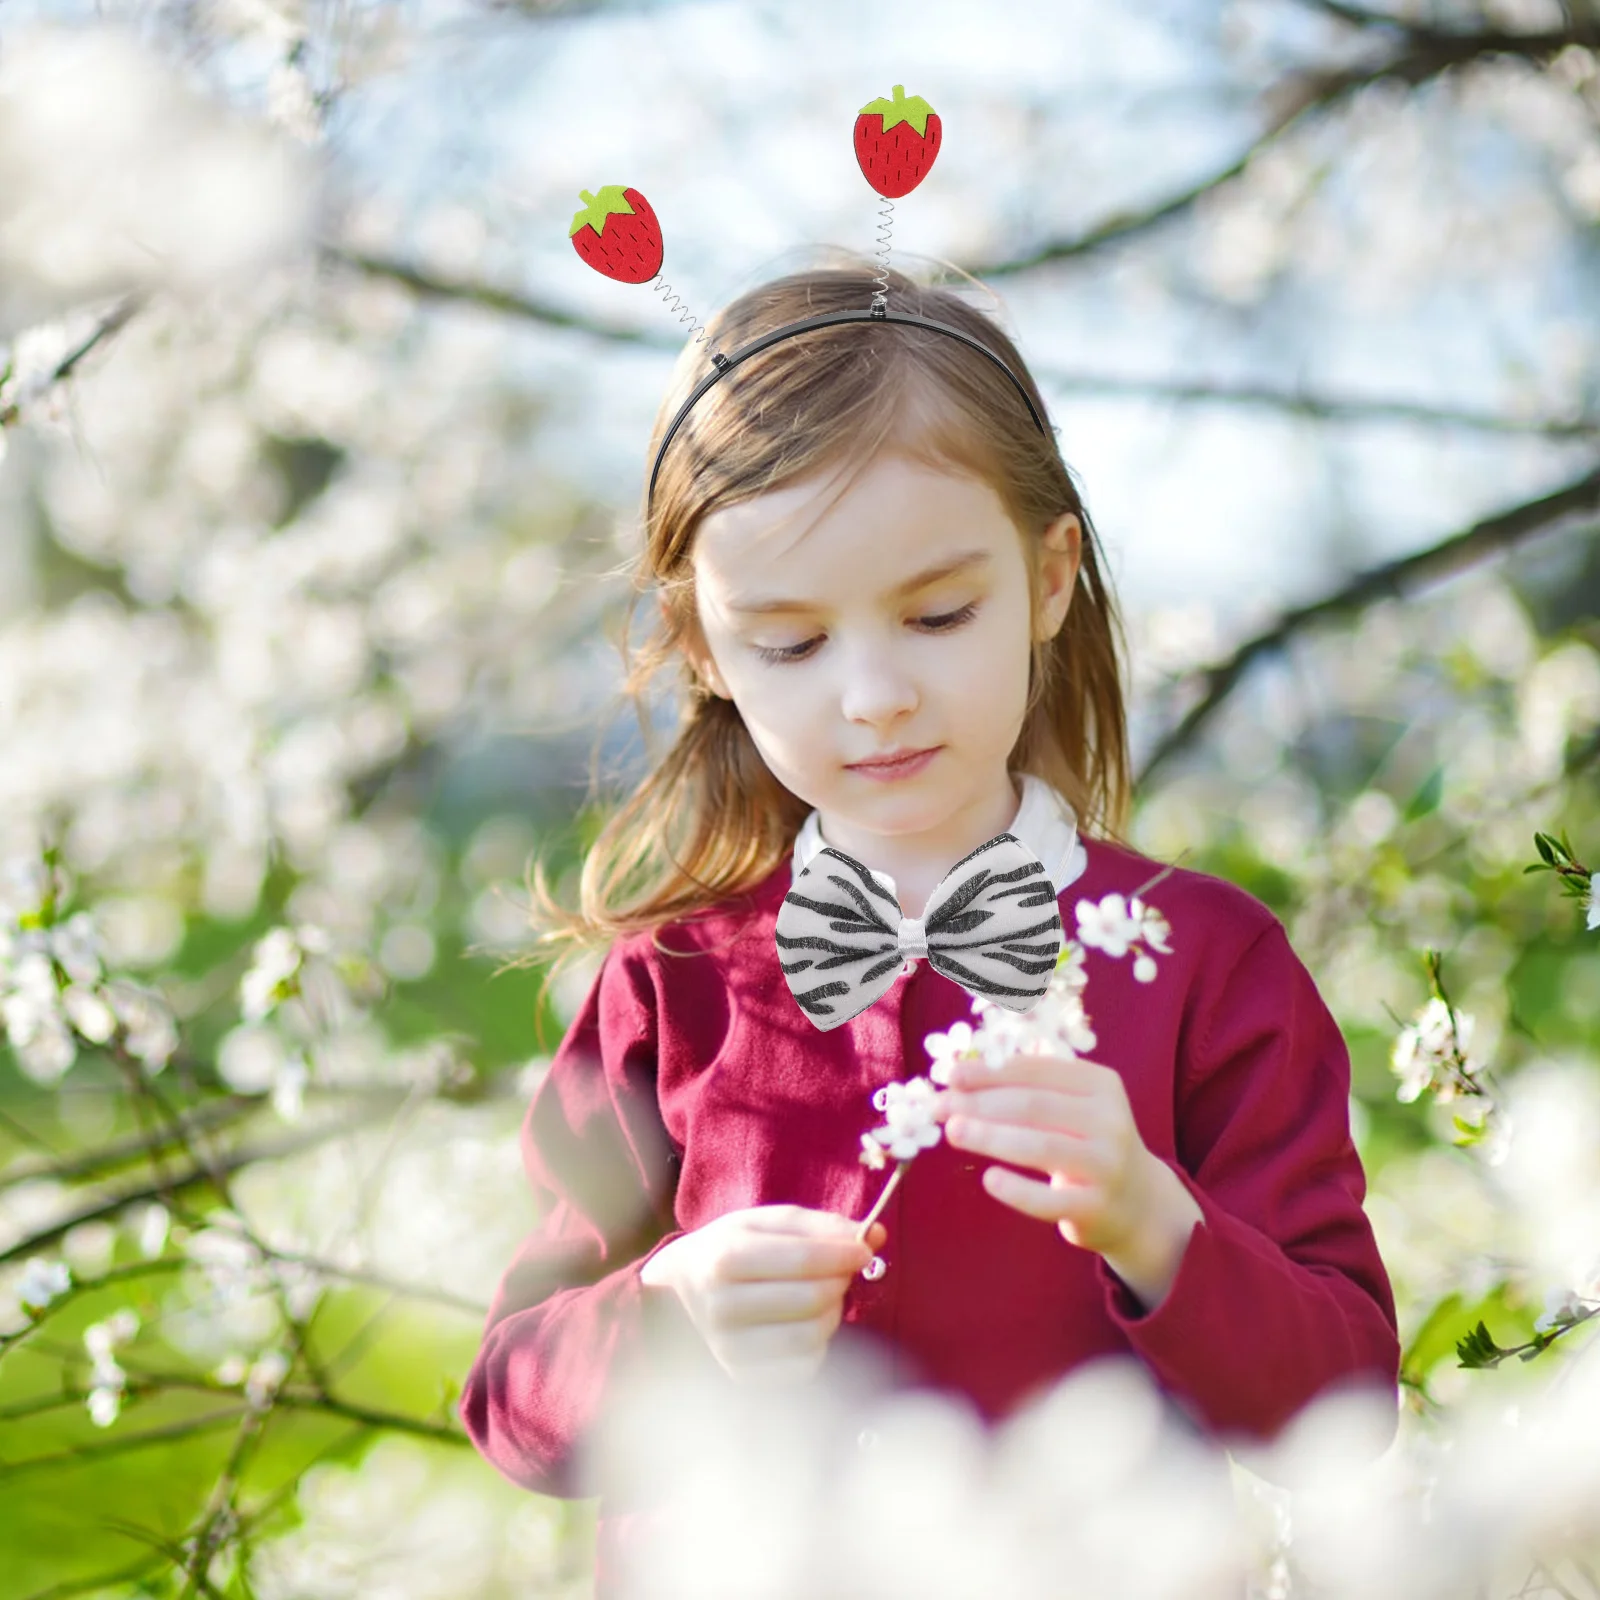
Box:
[850,746,937,770]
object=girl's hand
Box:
[935,1054,1202,1311]
[639,1205,888,1387]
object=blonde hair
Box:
[516,256,1133,1001]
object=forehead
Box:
[693,452,1014,615]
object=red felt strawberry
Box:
[569,185,664,284]
[854,84,942,199]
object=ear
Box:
[1033,513,1082,644]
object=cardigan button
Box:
[857,1428,880,1452]
[860,1254,886,1281]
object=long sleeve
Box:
[460,940,691,1498]
[1094,916,1401,1445]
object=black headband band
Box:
[646,306,1051,518]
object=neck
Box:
[817,772,1023,913]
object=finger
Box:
[720,1235,871,1283]
[947,1054,1112,1092]
[739,1205,870,1241]
[946,1117,1106,1181]
[936,1085,1102,1132]
[713,1276,853,1328]
[980,1164,1100,1224]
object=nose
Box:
[838,634,919,725]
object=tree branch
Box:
[973,14,1600,279]
[0,296,142,429]
[1135,463,1600,785]
[319,245,680,348]
[0,1096,408,1268]
[1028,370,1600,437]
[317,246,1600,438]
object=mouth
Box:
[848,746,941,773]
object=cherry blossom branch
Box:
[1138,463,1600,784]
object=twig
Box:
[1137,463,1600,785]
[855,1161,908,1243]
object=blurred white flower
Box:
[1075,894,1141,958]
[924,1021,977,1086]
[1391,996,1485,1104]
[215,1353,250,1388]
[0,24,315,332]
[272,1052,309,1122]
[104,980,178,1072]
[49,910,105,985]
[245,1347,291,1409]
[1,948,77,1081]
[135,1202,170,1259]
[1533,1285,1586,1335]
[858,1131,888,1171]
[1055,941,1088,994]
[1130,897,1171,954]
[16,1255,71,1310]
[1073,893,1172,987]
[241,927,306,1022]
[87,1385,123,1427]
[82,1308,138,1427]
[60,983,116,1044]
[866,1077,942,1162]
[84,1307,140,1359]
[1587,871,1598,931]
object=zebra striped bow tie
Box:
[775,833,1065,1031]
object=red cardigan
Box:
[461,836,1400,1574]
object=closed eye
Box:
[752,602,980,665]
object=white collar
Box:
[790,771,1088,901]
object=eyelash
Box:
[752,602,981,665]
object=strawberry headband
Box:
[568,84,1052,517]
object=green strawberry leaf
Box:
[569,185,637,238]
[858,83,936,138]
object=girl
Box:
[461,259,1400,1590]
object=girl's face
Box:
[685,448,1080,887]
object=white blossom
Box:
[1391,996,1485,1104]
[82,1308,138,1428]
[16,1255,71,1310]
[241,927,306,1022]
[245,1347,291,1409]
[271,1051,309,1122]
[135,1202,170,1259]
[1073,893,1172,983]
[104,980,178,1072]
[49,910,105,985]
[87,1385,123,1427]
[1130,896,1172,953]
[1074,894,1141,958]
[865,1077,942,1162]
[924,1021,977,1086]
[1533,1286,1586,1335]
[61,983,116,1044]
[1587,872,1598,932]
[858,1131,888,1170]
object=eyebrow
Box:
[724,550,992,614]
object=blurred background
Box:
[1,0,1598,1594]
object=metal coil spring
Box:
[869,195,895,314]
[650,273,710,347]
